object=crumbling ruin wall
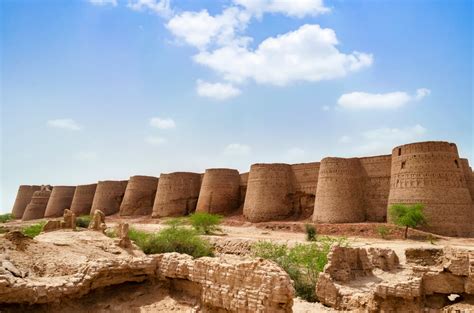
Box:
[460,158,474,201]
[313,158,365,223]
[22,187,52,221]
[11,185,41,219]
[196,168,241,215]
[70,183,97,216]
[90,180,128,216]
[243,163,295,222]
[44,186,76,218]
[387,141,474,237]
[291,162,320,219]
[152,172,201,217]
[119,175,159,216]
[359,155,392,222]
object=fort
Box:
[10,141,474,237]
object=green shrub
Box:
[128,225,214,258]
[0,213,13,223]
[389,204,427,239]
[252,236,347,302]
[305,224,317,241]
[75,215,91,228]
[22,222,46,238]
[188,212,223,235]
[376,225,390,239]
[105,228,117,238]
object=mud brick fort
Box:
[11,141,474,237]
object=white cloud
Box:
[88,0,117,6]
[196,80,241,100]
[337,88,431,110]
[355,124,427,155]
[145,135,167,145]
[166,7,251,50]
[74,151,98,161]
[233,0,330,18]
[194,24,373,86]
[224,143,251,156]
[47,119,82,131]
[149,117,176,129]
[128,0,172,17]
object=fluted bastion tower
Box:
[196,169,241,215]
[44,186,76,218]
[387,141,474,237]
[243,164,295,223]
[152,172,201,217]
[313,158,365,223]
[22,187,52,221]
[70,183,97,216]
[11,185,41,219]
[90,180,128,216]
[120,175,159,216]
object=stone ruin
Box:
[10,140,474,237]
[21,185,52,221]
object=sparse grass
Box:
[105,228,117,238]
[0,226,7,234]
[188,212,223,235]
[305,224,317,241]
[252,236,348,302]
[75,215,91,228]
[376,225,390,239]
[22,222,46,238]
[0,213,13,223]
[128,224,214,258]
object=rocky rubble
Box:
[316,246,474,312]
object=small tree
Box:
[305,224,317,241]
[389,204,427,239]
[188,212,223,235]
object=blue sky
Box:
[1,0,472,212]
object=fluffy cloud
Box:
[224,143,251,156]
[47,119,82,131]
[145,135,167,145]
[196,80,241,100]
[354,124,427,155]
[166,7,251,50]
[337,88,431,110]
[194,24,373,86]
[88,0,117,6]
[233,0,330,18]
[128,0,172,17]
[149,117,176,129]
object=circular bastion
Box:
[120,175,159,216]
[44,186,76,218]
[70,183,98,216]
[152,172,202,217]
[22,188,52,221]
[196,168,241,215]
[387,141,474,237]
[90,180,128,216]
[243,163,295,223]
[11,185,41,219]
[312,157,365,223]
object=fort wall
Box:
[239,172,249,204]
[313,158,365,223]
[387,141,474,237]
[70,184,97,216]
[120,175,159,216]
[243,163,295,222]
[196,169,241,215]
[11,185,41,219]
[152,172,201,217]
[22,187,52,221]
[359,155,392,222]
[44,186,76,218]
[90,180,128,216]
[291,162,320,219]
[460,158,474,201]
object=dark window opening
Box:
[401,161,406,169]
[398,148,401,156]
[454,159,459,168]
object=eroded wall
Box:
[70,184,97,216]
[44,186,76,218]
[22,187,52,221]
[196,169,241,215]
[291,162,320,218]
[387,141,474,237]
[11,185,41,219]
[120,176,159,216]
[152,172,201,217]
